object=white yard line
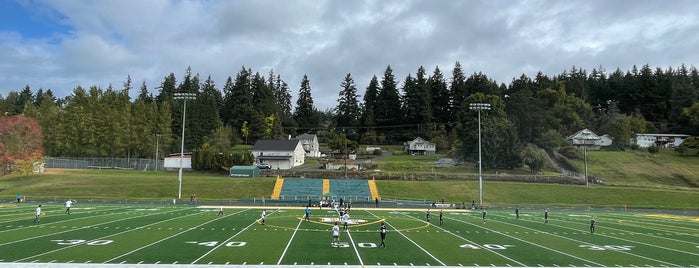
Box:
[453,217,602,267]
[367,210,445,266]
[0,206,129,233]
[346,228,365,267]
[276,216,304,265]
[555,214,699,245]
[492,215,679,266]
[0,207,192,247]
[520,215,699,258]
[13,208,202,262]
[189,209,261,264]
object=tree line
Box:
[1,63,698,171]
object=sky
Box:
[1,0,698,110]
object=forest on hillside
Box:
[1,62,699,171]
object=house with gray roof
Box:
[295,133,321,157]
[251,139,305,170]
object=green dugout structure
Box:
[229,165,260,178]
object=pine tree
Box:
[335,73,361,131]
[294,74,320,131]
[429,66,450,124]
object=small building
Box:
[229,165,260,178]
[251,139,305,170]
[163,153,192,171]
[295,133,321,157]
[566,129,612,150]
[325,158,361,170]
[435,158,456,167]
[632,133,690,148]
[404,137,436,155]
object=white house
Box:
[251,140,306,170]
[404,137,436,155]
[567,129,613,150]
[632,134,690,148]
[295,133,321,157]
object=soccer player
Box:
[343,211,350,231]
[515,206,520,219]
[590,216,596,234]
[304,206,311,221]
[482,209,487,223]
[260,209,266,225]
[425,209,430,222]
[65,199,73,214]
[331,222,340,246]
[439,210,444,226]
[379,222,387,248]
[33,204,42,223]
[544,209,549,223]
[17,193,22,204]
[218,204,224,216]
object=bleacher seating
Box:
[278,178,374,201]
[329,179,371,199]
[279,178,323,199]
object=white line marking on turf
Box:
[14,208,203,263]
[368,211,445,266]
[189,209,261,264]
[107,208,250,264]
[496,217,679,267]
[276,212,304,265]
[0,207,193,247]
[346,228,365,267]
[460,217,605,266]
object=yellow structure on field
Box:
[271,176,284,200]
[368,177,380,200]
[322,179,330,195]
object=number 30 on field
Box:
[460,243,513,249]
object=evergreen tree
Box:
[294,74,320,131]
[429,66,450,124]
[375,66,402,127]
[450,61,467,119]
[335,73,361,131]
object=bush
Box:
[372,149,383,155]
[647,146,660,154]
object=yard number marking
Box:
[580,245,633,251]
[460,243,513,250]
[51,240,113,246]
[185,241,246,247]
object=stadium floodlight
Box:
[469,102,490,205]
[173,92,196,199]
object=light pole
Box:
[469,102,490,205]
[154,134,161,171]
[174,92,196,199]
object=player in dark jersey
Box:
[425,209,430,223]
[544,209,549,223]
[482,209,487,223]
[379,222,387,248]
[515,206,520,219]
[590,216,596,234]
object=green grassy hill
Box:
[567,149,699,189]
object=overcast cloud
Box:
[1,0,698,109]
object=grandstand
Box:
[275,177,377,202]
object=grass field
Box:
[1,203,697,267]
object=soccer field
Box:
[0,203,697,268]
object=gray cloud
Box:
[1,0,698,109]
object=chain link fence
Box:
[44,157,164,171]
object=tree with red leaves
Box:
[0,115,44,175]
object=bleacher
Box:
[277,178,374,202]
[279,178,323,200]
[329,179,371,200]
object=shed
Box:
[229,165,260,178]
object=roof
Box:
[252,139,301,151]
[295,133,317,141]
[635,133,690,137]
[566,129,601,140]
